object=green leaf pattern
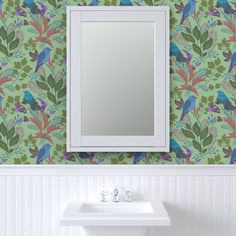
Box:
[0,0,236,164]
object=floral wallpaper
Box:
[0,0,236,165]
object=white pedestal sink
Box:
[61,201,171,236]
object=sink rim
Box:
[61,201,171,227]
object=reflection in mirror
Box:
[81,22,154,136]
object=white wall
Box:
[0,166,235,236]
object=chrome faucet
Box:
[100,191,107,202]
[125,190,133,202]
[113,187,119,202]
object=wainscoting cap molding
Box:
[0,165,235,176]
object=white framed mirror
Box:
[67,6,169,152]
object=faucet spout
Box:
[113,187,119,202]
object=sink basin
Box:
[79,202,154,214]
[61,201,170,227]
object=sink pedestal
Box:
[83,226,148,236]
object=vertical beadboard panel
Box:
[15,176,25,236]
[223,176,231,236]
[0,176,7,236]
[69,176,83,236]
[195,176,204,236]
[96,175,105,199]
[52,176,60,236]
[133,175,142,200]
[230,176,236,236]
[176,175,187,236]
[78,176,88,202]
[42,176,51,236]
[32,176,42,236]
[24,176,31,236]
[60,176,69,236]
[212,176,222,236]
[6,176,16,236]
[87,176,98,202]
[205,176,213,236]
[123,176,132,193]
[160,176,167,201]
[0,169,236,236]
[140,176,150,201]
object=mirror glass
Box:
[81,22,155,136]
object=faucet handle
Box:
[100,191,108,202]
[125,190,133,202]
[114,188,118,196]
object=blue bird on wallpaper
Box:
[35,47,51,72]
[170,139,185,159]
[89,0,100,6]
[120,0,133,6]
[23,90,41,111]
[0,0,2,12]
[0,96,3,109]
[229,52,236,72]
[23,0,41,14]
[180,95,197,121]
[170,42,186,63]
[217,90,236,111]
[216,0,236,14]
[133,152,147,164]
[36,144,51,164]
[180,0,196,24]
[230,148,236,164]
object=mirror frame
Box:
[67,6,169,152]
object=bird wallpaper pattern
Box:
[0,0,236,164]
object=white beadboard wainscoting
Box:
[0,165,236,236]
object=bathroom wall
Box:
[0,166,236,236]
[0,0,236,164]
